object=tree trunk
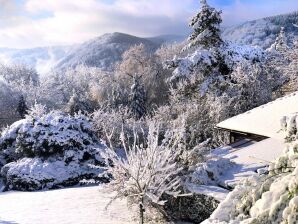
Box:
[139,197,145,224]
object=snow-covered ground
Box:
[0,186,135,224]
[214,137,285,187]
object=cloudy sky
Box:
[0,0,297,48]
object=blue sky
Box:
[0,0,297,48]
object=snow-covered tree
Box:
[269,27,289,52]
[92,106,147,148]
[34,65,103,111]
[186,0,222,50]
[26,102,47,118]
[0,64,39,87]
[17,95,28,119]
[163,0,283,145]
[116,44,169,112]
[0,80,19,127]
[65,90,95,115]
[130,76,147,120]
[100,123,183,224]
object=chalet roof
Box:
[216,91,298,139]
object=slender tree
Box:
[270,27,289,52]
[130,76,147,120]
[17,95,28,119]
[101,124,183,224]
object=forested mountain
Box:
[54,32,159,71]
[222,11,298,49]
[0,33,182,74]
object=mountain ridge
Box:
[222,11,298,49]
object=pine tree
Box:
[65,91,92,115]
[187,0,223,50]
[17,95,28,118]
[130,76,147,120]
[270,27,289,52]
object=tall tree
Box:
[17,95,28,119]
[130,76,147,120]
[270,27,289,52]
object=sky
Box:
[0,0,297,48]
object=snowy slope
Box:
[222,11,298,49]
[212,138,285,187]
[0,186,135,224]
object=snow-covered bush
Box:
[0,111,107,190]
[100,123,184,224]
[0,111,101,158]
[1,157,105,191]
[190,157,235,186]
[204,114,298,224]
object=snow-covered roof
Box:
[217,92,298,139]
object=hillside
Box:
[0,33,180,73]
[54,32,160,72]
[222,11,298,49]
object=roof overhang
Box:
[216,92,298,140]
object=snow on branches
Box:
[99,123,184,223]
[187,0,222,50]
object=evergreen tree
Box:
[270,27,289,52]
[17,95,28,118]
[65,91,93,115]
[130,76,147,120]
[187,0,223,50]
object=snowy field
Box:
[0,186,135,224]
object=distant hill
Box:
[54,32,159,72]
[222,11,298,49]
[0,32,184,74]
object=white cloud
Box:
[0,0,296,48]
[0,0,194,48]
